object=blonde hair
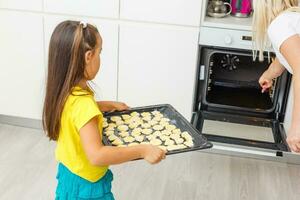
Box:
[252,0,300,61]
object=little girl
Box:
[252,0,300,152]
[42,20,166,199]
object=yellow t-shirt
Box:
[55,86,108,182]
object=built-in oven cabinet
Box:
[192,45,300,164]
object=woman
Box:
[252,0,300,152]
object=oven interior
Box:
[193,46,292,151]
[204,49,277,112]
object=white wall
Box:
[0,11,44,119]
[118,22,199,119]
[0,1,202,121]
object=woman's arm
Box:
[97,101,129,112]
[79,117,166,165]
[262,58,285,79]
[259,58,285,93]
[281,34,300,152]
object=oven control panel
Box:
[199,27,272,51]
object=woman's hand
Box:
[286,128,300,153]
[141,145,166,164]
[259,74,273,93]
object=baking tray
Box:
[102,104,213,156]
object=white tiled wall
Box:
[0,1,202,121]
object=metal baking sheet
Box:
[102,104,213,156]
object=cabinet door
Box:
[0,11,44,119]
[0,0,42,11]
[120,0,202,26]
[118,23,199,120]
[44,16,119,101]
[44,0,119,19]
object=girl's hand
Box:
[141,145,166,164]
[259,74,273,93]
[111,102,130,112]
[287,128,300,153]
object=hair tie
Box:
[79,21,87,29]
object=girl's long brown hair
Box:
[43,20,99,141]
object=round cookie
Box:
[141,112,151,117]
[172,128,181,135]
[153,125,164,131]
[122,114,131,120]
[174,137,184,144]
[165,124,176,131]
[141,123,151,129]
[104,130,114,136]
[112,139,123,146]
[118,125,129,132]
[124,136,135,143]
[119,131,129,138]
[142,129,153,135]
[130,112,140,117]
[111,116,122,122]
[108,134,118,141]
[150,139,162,146]
[135,135,144,142]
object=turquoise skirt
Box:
[55,163,115,200]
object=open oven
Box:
[192,27,300,163]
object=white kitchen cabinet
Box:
[284,84,294,133]
[0,11,44,119]
[44,0,119,19]
[44,15,119,101]
[0,0,42,11]
[120,0,202,26]
[118,23,199,120]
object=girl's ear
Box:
[85,50,93,65]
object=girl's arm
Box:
[97,101,129,112]
[79,117,166,165]
[281,34,300,153]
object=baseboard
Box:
[0,115,42,130]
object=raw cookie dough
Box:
[150,139,162,146]
[117,125,129,132]
[141,123,151,129]
[142,129,153,135]
[111,116,122,122]
[153,125,164,131]
[104,130,114,136]
[108,134,118,141]
[165,124,176,131]
[135,135,144,142]
[119,131,129,138]
[124,136,135,143]
[172,129,181,135]
[130,112,140,117]
[122,114,131,120]
[112,139,123,146]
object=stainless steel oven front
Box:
[192,27,300,164]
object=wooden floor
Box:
[0,123,300,200]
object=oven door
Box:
[191,110,300,164]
